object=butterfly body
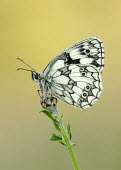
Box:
[31,37,104,109]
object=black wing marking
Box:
[43,37,104,78]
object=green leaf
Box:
[40,110,61,124]
[58,140,66,146]
[71,143,76,147]
[59,114,63,121]
[67,123,72,140]
[40,110,59,122]
[40,110,54,119]
[50,134,62,141]
[67,123,70,132]
[53,121,61,132]
[69,132,72,140]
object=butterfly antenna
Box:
[17,58,36,72]
[17,68,35,72]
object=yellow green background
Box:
[0,0,121,170]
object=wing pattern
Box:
[43,37,104,109]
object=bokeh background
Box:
[0,0,121,170]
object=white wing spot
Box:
[53,75,69,84]
[92,88,99,97]
[49,60,65,76]
[86,66,97,73]
[77,82,87,89]
[94,81,99,88]
[80,58,94,65]
[71,93,79,103]
[53,71,61,78]
[73,86,83,95]
[88,96,95,103]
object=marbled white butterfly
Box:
[17,37,104,109]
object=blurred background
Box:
[0,0,121,170]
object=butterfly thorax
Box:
[32,71,52,93]
[38,77,52,93]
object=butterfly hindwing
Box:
[50,65,102,109]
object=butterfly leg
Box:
[37,89,42,98]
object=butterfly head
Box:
[31,72,42,82]
[17,58,42,83]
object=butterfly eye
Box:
[85,85,91,91]
[82,91,88,99]
[35,73,39,79]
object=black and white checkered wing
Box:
[43,37,104,109]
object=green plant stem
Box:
[60,122,81,170]
[54,109,81,170]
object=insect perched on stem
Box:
[17,37,104,109]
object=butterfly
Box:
[17,37,104,109]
